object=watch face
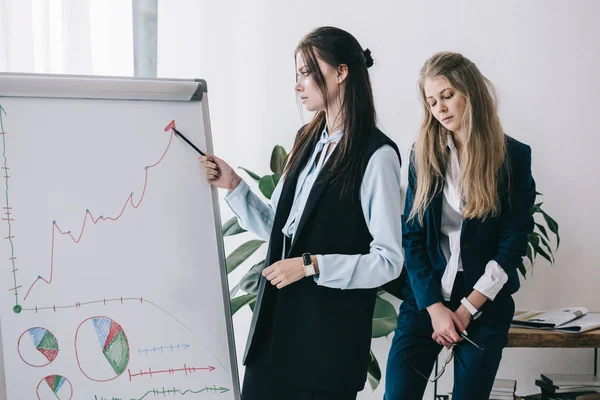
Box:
[302,253,312,266]
[304,265,316,277]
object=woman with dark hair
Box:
[200,26,404,400]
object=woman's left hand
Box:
[262,258,306,289]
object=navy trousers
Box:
[384,274,515,400]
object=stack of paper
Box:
[534,374,600,399]
[490,378,517,399]
[445,378,517,399]
[512,308,600,333]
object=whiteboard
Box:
[0,73,240,400]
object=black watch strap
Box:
[302,252,312,266]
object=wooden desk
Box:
[508,326,600,348]
[507,326,600,375]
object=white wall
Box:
[158,1,600,398]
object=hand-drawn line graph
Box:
[0,104,21,314]
[127,364,216,381]
[36,374,73,400]
[93,386,230,400]
[1,107,182,311]
[21,121,179,303]
[138,343,191,356]
[75,316,130,382]
[17,327,59,367]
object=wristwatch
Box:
[302,253,316,277]
[460,297,482,320]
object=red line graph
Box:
[127,364,216,381]
[23,123,177,301]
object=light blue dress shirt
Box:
[225,128,404,290]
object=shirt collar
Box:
[321,125,344,140]
[446,133,459,156]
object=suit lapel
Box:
[431,160,448,249]
[431,190,443,239]
[267,170,300,264]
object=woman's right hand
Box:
[199,155,242,191]
[427,302,465,348]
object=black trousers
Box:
[384,273,515,400]
[242,337,358,400]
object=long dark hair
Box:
[285,26,376,196]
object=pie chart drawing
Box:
[36,375,73,400]
[74,316,130,382]
[17,327,59,367]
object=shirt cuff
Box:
[225,179,249,202]
[313,255,326,285]
[472,260,509,301]
[313,254,353,288]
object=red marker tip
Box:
[164,120,176,133]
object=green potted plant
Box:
[518,195,560,278]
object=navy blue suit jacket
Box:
[402,136,536,311]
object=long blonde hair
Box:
[409,52,507,224]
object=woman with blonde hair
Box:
[385,52,536,399]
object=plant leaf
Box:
[535,222,549,241]
[528,235,538,260]
[539,209,560,249]
[526,243,534,265]
[259,174,280,200]
[270,145,288,174]
[518,262,527,279]
[229,282,240,297]
[238,167,261,183]
[239,260,265,295]
[371,297,398,338]
[367,350,381,391]
[226,240,265,274]
[537,235,555,263]
[529,233,540,247]
[231,294,256,315]
[222,217,247,236]
[532,242,553,265]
